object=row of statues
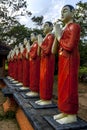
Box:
[7,5,81,124]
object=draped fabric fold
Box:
[58,23,80,114]
[29,42,40,92]
[22,48,29,87]
[40,34,55,100]
[18,52,23,83]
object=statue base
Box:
[29,99,57,109]
[21,91,39,99]
[43,115,87,130]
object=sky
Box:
[18,0,87,28]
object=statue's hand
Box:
[27,47,30,53]
[38,34,43,46]
[16,50,19,56]
[26,41,30,48]
[54,24,62,41]
[26,53,28,59]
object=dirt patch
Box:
[0,120,20,130]
[78,82,87,121]
[0,91,20,130]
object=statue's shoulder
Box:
[47,33,54,39]
[69,23,81,31]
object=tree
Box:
[0,0,32,44]
[3,25,43,47]
[75,1,87,42]
[74,1,87,66]
[3,25,32,46]
[31,16,44,28]
[0,0,32,18]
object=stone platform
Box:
[1,77,87,130]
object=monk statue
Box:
[12,45,19,83]
[16,43,24,86]
[20,38,30,90]
[52,5,81,124]
[8,50,14,80]
[26,33,40,97]
[23,38,28,45]
[35,21,55,105]
[9,49,16,81]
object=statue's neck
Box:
[20,47,24,53]
[63,20,73,30]
[65,19,73,26]
[46,31,51,37]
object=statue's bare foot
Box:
[37,100,52,105]
[53,113,67,120]
[26,91,38,97]
[56,115,77,124]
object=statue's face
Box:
[43,23,50,34]
[16,49,19,55]
[30,33,36,42]
[15,45,17,50]
[61,6,73,23]
[24,38,27,45]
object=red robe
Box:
[9,60,12,77]
[17,52,23,83]
[22,48,29,87]
[40,34,55,100]
[58,23,80,114]
[29,42,40,92]
[10,58,14,78]
[13,54,18,80]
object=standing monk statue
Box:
[26,33,40,97]
[17,43,24,86]
[20,38,30,90]
[7,51,12,79]
[36,21,55,105]
[52,5,81,124]
[12,45,19,83]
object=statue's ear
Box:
[71,9,75,18]
[50,25,53,31]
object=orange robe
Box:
[22,48,29,87]
[29,42,40,92]
[18,52,23,83]
[58,23,81,114]
[40,34,55,100]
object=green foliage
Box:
[4,25,31,46]
[0,114,3,121]
[4,111,15,120]
[31,16,44,26]
[32,28,43,36]
[3,25,44,47]
[79,66,87,82]
[79,66,87,74]
[0,111,15,121]
[79,42,87,66]
[74,1,87,66]
[0,0,32,44]
[75,1,87,38]
[0,0,32,18]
